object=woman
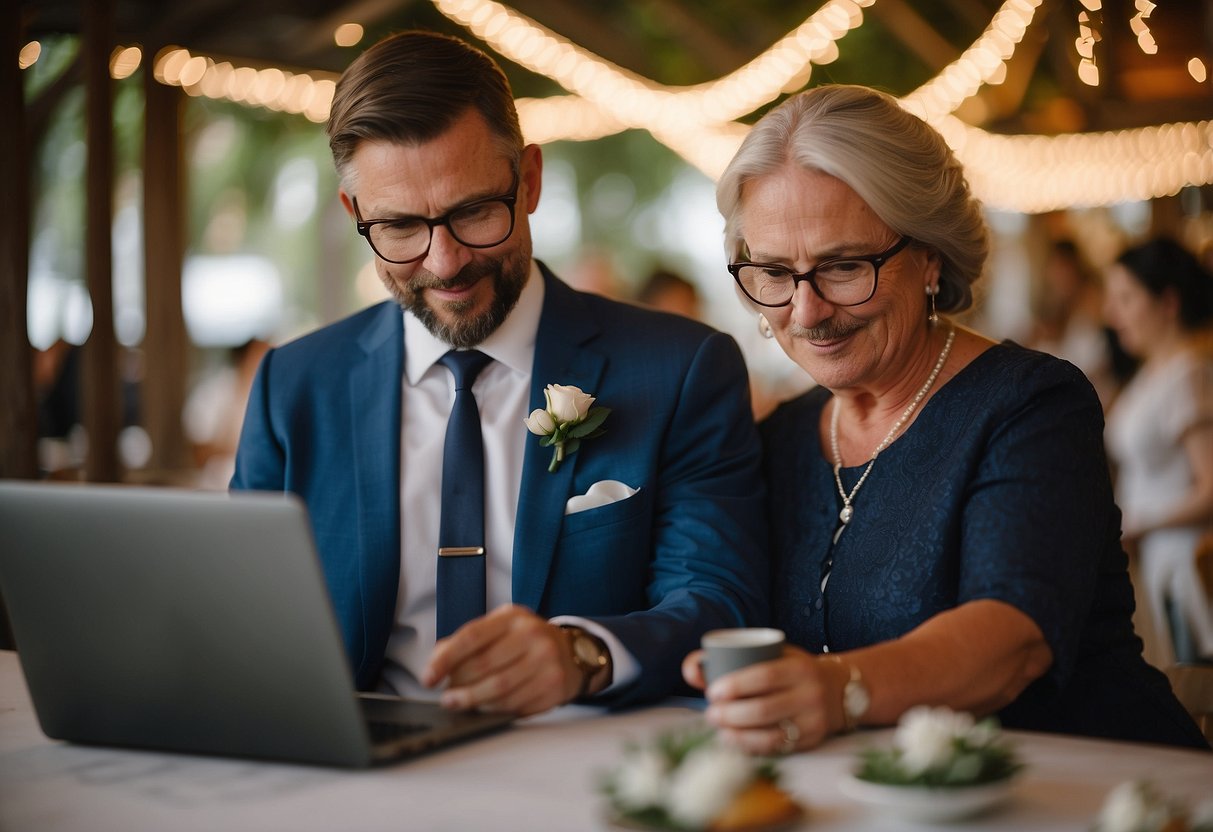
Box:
[1103,239,1213,666]
[682,85,1206,752]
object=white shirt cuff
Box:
[549,615,640,695]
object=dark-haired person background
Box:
[1104,237,1213,667]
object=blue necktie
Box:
[436,349,493,638]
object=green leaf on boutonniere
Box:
[569,406,611,438]
[525,385,611,473]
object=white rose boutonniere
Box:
[524,384,610,473]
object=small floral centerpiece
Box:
[601,725,802,832]
[855,706,1021,788]
[524,383,610,473]
[1092,781,1213,832]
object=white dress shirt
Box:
[381,263,637,699]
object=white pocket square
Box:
[564,480,639,516]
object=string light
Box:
[430,0,873,130]
[146,2,1213,213]
[1131,0,1157,55]
[152,47,339,122]
[900,0,1041,121]
[334,23,364,48]
[109,45,142,79]
[1075,4,1102,87]
[934,113,1213,212]
[18,41,41,69]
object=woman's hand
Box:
[681,647,840,755]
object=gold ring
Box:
[778,718,800,754]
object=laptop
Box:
[0,481,512,767]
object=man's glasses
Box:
[728,236,912,308]
[353,173,519,264]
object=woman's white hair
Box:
[716,85,988,312]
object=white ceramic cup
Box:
[701,627,786,685]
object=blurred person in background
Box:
[1103,238,1213,666]
[636,268,702,320]
[184,338,270,490]
[1028,239,1126,409]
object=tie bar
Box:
[438,546,485,557]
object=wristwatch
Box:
[560,625,611,699]
[824,656,870,732]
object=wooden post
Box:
[141,58,190,477]
[82,0,122,482]
[0,0,37,482]
[0,0,33,650]
[1149,195,1185,241]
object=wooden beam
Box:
[141,62,190,477]
[286,0,407,61]
[82,0,122,482]
[646,0,752,78]
[503,0,662,79]
[1,0,37,482]
[866,0,959,72]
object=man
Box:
[231,30,766,716]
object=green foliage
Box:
[855,731,1022,788]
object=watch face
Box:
[573,634,605,668]
[844,680,870,719]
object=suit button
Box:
[803,605,813,616]
[814,598,824,611]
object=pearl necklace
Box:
[830,326,955,534]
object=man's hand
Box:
[421,604,582,716]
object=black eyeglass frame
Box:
[352,172,520,264]
[728,235,914,308]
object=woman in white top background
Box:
[1104,237,1213,666]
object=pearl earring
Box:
[757,314,774,339]
[926,284,939,326]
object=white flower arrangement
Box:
[1093,781,1213,832]
[855,706,1021,788]
[601,725,797,831]
[524,383,610,473]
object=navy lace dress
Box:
[761,342,1207,749]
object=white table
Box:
[1,650,1209,831]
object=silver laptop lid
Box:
[0,482,377,767]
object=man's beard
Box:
[385,246,529,348]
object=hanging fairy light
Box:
[430,0,873,131]
[109,46,142,79]
[143,1,1213,213]
[18,41,41,69]
[900,0,1041,121]
[1075,0,1102,86]
[1130,0,1157,55]
[152,46,339,123]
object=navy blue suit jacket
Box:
[231,265,768,706]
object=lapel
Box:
[349,302,404,674]
[512,265,606,611]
